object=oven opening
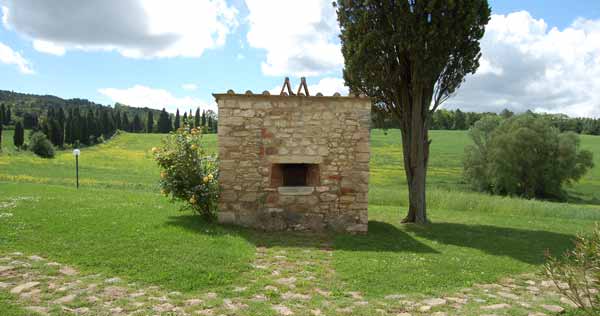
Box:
[271,163,319,187]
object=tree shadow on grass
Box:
[165,216,437,253]
[333,221,438,253]
[404,222,576,265]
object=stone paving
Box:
[0,245,582,316]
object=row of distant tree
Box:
[0,103,218,149]
[372,108,600,135]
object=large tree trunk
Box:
[399,86,431,224]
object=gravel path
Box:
[0,247,579,316]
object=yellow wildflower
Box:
[151,147,159,153]
[160,171,167,179]
[207,174,214,181]
[203,176,209,183]
[191,144,198,150]
[189,196,196,204]
[160,189,168,196]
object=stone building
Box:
[214,87,370,233]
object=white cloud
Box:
[0,41,34,74]
[181,83,198,91]
[245,0,342,76]
[245,5,600,117]
[33,40,65,56]
[308,77,348,96]
[1,0,238,59]
[98,85,214,113]
[449,11,600,118]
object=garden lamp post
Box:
[73,149,80,188]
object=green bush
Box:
[29,132,55,158]
[153,126,219,219]
[545,224,600,315]
[464,114,594,199]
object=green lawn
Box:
[1,129,600,312]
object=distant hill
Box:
[0,90,161,120]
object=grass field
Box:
[1,129,600,314]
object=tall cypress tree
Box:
[207,116,213,133]
[48,118,63,147]
[0,104,4,126]
[65,112,72,145]
[336,0,490,223]
[146,111,154,133]
[5,106,11,125]
[94,110,102,138]
[122,113,130,132]
[72,108,81,144]
[174,109,180,130]
[183,112,188,125]
[0,121,3,151]
[157,108,171,133]
[201,110,206,127]
[101,110,112,137]
[194,108,201,127]
[132,114,143,133]
[57,107,66,133]
[86,110,96,144]
[113,110,122,130]
[13,121,24,148]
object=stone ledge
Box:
[278,187,315,196]
[269,155,323,164]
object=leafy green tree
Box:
[0,104,4,125]
[0,121,3,151]
[174,109,181,130]
[13,121,24,148]
[336,0,491,223]
[454,109,467,130]
[500,108,514,119]
[464,114,594,199]
[466,111,483,128]
[29,131,55,158]
[146,111,154,133]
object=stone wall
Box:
[215,92,371,233]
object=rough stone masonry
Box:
[214,90,370,233]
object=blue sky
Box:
[1,0,600,117]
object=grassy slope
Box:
[335,129,600,296]
[1,129,600,302]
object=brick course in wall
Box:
[214,91,371,233]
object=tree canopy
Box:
[464,114,594,199]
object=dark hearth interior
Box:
[271,163,320,187]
